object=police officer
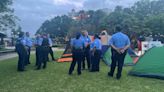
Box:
[47,34,55,61]
[90,34,102,72]
[108,26,130,79]
[69,33,85,75]
[34,34,42,66]
[80,30,91,70]
[25,32,33,65]
[15,32,27,71]
[36,34,49,70]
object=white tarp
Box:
[142,41,163,51]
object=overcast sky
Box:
[13,0,139,35]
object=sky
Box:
[13,0,140,35]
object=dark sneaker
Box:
[116,74,121,80]
[78,73,81,75]
[43,66,46,69]
[35,68,41,70]
[17,69,26,72]
[108,72,113,77]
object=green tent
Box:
[129,47,164,79]
[103,48,111,65]
[102,48,133,66]
[124,53,134,65]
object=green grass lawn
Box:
[0,51,164,92]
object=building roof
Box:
[0,32,6,38]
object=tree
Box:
[0,0,17,32]
[37,0,164,42]
[11,26,22,46]
[37,15,73,39]
[145,14,164,34]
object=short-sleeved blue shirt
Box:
[80,35,91,47]
[109,32,130,48]
[91,38,102,50]
[72,38,85,49]
[35,37,43,46]
[25,37,33,47]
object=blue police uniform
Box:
[80,35,91,70]
[108,32,130,79]
[70,38,75,46]
[69,38,85,75]
[25,36,33,65]
[35,37,43,46]
[90,38,102,72]
[15,37,27,71]
[34,37,43,66]
[109,32,130,49]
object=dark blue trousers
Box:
[37,46,49,69]
[82,47,91,69]
[26,47,31,65]
[69,49,83,74]
[91,50,101,71]
[16,44,27,71]
[49,47,55,61]
[35,46,41,66]
[110,48,127,77]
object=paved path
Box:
[0,53,18,61]
[0,48,64,61]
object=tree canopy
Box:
[0,0,18,33]
[37,0,164,38]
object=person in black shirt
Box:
[36,34,50,70]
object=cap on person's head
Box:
[94,34,101,39]
[76,32,81,39]
[115,25,122,32]
[26,32,29,34]
[19,32,24,37]
[25,32,30,37]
